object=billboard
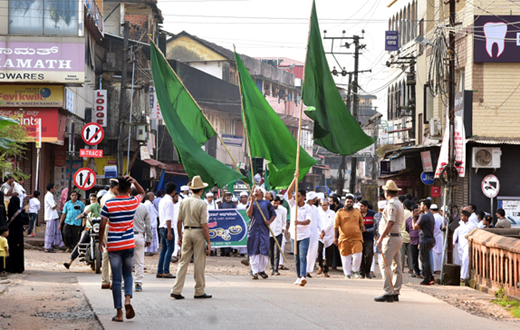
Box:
[0,40,85,83]
[0,85,63,107]
[474,16,520,63]
[0,108,67,145]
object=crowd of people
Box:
[0,171,517,317]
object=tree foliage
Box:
[0,115,30,180]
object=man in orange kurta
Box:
[334,195,365,279]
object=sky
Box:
[157,0,400,114]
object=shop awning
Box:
[467,136,520,145]
[142,159,166,168]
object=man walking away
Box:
[157,182,177,278]
[413,199,435,285]
[44,183,63,253]
[131,189,152,292]
[374,180,404,302]
[335,195,364,279]
[171,176,212,299]
[100,179,118,289]
[431,204,444,274]
[269,196,286,276]
[99,176,145,322]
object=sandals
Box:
[112,316,123,322]
[279,265,289,270]
[125,304,135,319]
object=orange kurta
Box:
[334,208,364,256]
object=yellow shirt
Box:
[177,194,208,228]
[0,236,8,257]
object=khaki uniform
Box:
[379,197,404,295]
[172,194,208,296]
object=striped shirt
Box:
[101,195,142,251]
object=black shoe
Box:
[194,293,212,299]
[288,252,294,255]
[420,279,431,285]
[393,294,399,302]
[306,273,312,278]
[374,294,394,302]
[63,263,70,270]
[170,293,185,299]
[259,271,269,279]
[366,273,372,279]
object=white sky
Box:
[158,0,399,114]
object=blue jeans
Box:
[292,237,310,278]
[28,213,37,235]
[157,227,176,274]
[108,248,134,309]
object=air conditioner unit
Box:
[429,118,442,136]
[472,147,501,168]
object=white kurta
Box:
[432,212,444,271]
[318,208,335,248]
[453,221,477,279]
[306,205,320,273]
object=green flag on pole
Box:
[235,52,317,190]
[150,42,246,188]
[302,1,375,155]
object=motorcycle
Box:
[77,215,102,274]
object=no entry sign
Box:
[81,123,104,146]
[74,167,97,191]
[482,174,500,199]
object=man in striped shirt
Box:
[99,176,145,322]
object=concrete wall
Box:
[239,54,294,86]
[166,36,227,62]
[103,2,122,36]
[189,62,223,80]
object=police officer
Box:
[170,176,212,299]
[374,180,404,302]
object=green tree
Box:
[0,115,29,180]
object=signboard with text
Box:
[80,149,103,158]
[94,90,107,127]
[208,209,249,248]
[0,85,63,107]
[385,31,399,51]
[0,41,85,83]
[474,16,520,63]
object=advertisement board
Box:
[474,16,520,63]
[0,108,66,145]
[0,85,63,107]
[94,90,107,127]
[385,31,399,51]
[208,209,249,248]
[0,40,85,83]
[497,197,520,227]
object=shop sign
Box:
[0,85,63,107]
[431,186,441,198]
[94,90,107,126]
[150,90,163,120]
[385,31,399,51]
[420,151,433,172]
[421,172,435,185]
[474,16,520,63]
[0,41,85,83]
[390,156,406,172]
[222,134,243,147]
[0,107,66,145]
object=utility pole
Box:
[118,22,129,176]
[323,31,369,196]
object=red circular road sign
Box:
[73,167,97,191]
[81,123,105,146]
[481,174,500,199]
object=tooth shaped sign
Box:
[474,15,520,63]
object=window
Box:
[424,84,434,123]
[9,0,82,36]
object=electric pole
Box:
[349,35,362,196]
[118,22,129,176]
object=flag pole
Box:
[292,0,315,254]
[234,45,286,263]
[150,38,285,262]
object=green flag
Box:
[235,52,317,190]
[150,42,246,188]
[302,1,375,155]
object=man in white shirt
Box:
[305,191,320,277]
[157,182,177,278]
[27,190,41,236]
[172,192,181,261]
[1,176,16,206]
[269,196,287,276]
[144,192,159,255]
[466,204,479,226]
[131,189,152,292]
[431,204,444,274]
[179,186,190,202]
[44,183,63,252]
[317,198,335,277]
[14,179,27,209]
[286,176,312,287]
[205,192,216,210]
[453,209,477,282]
[237,192,248,210]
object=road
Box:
[78,273,517,330]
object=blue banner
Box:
[208,209,249,247]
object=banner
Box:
[94,90,107,127]
[434,108,465,178]
[0,85,63,107]
[208,209,249,247]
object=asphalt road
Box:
[77,273,517,330]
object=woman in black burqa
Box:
[0,191,6,228]
[6,196,29,273]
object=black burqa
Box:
[0,192,6,228]
[7,196,29,273]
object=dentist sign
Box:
[474,16,520,63]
